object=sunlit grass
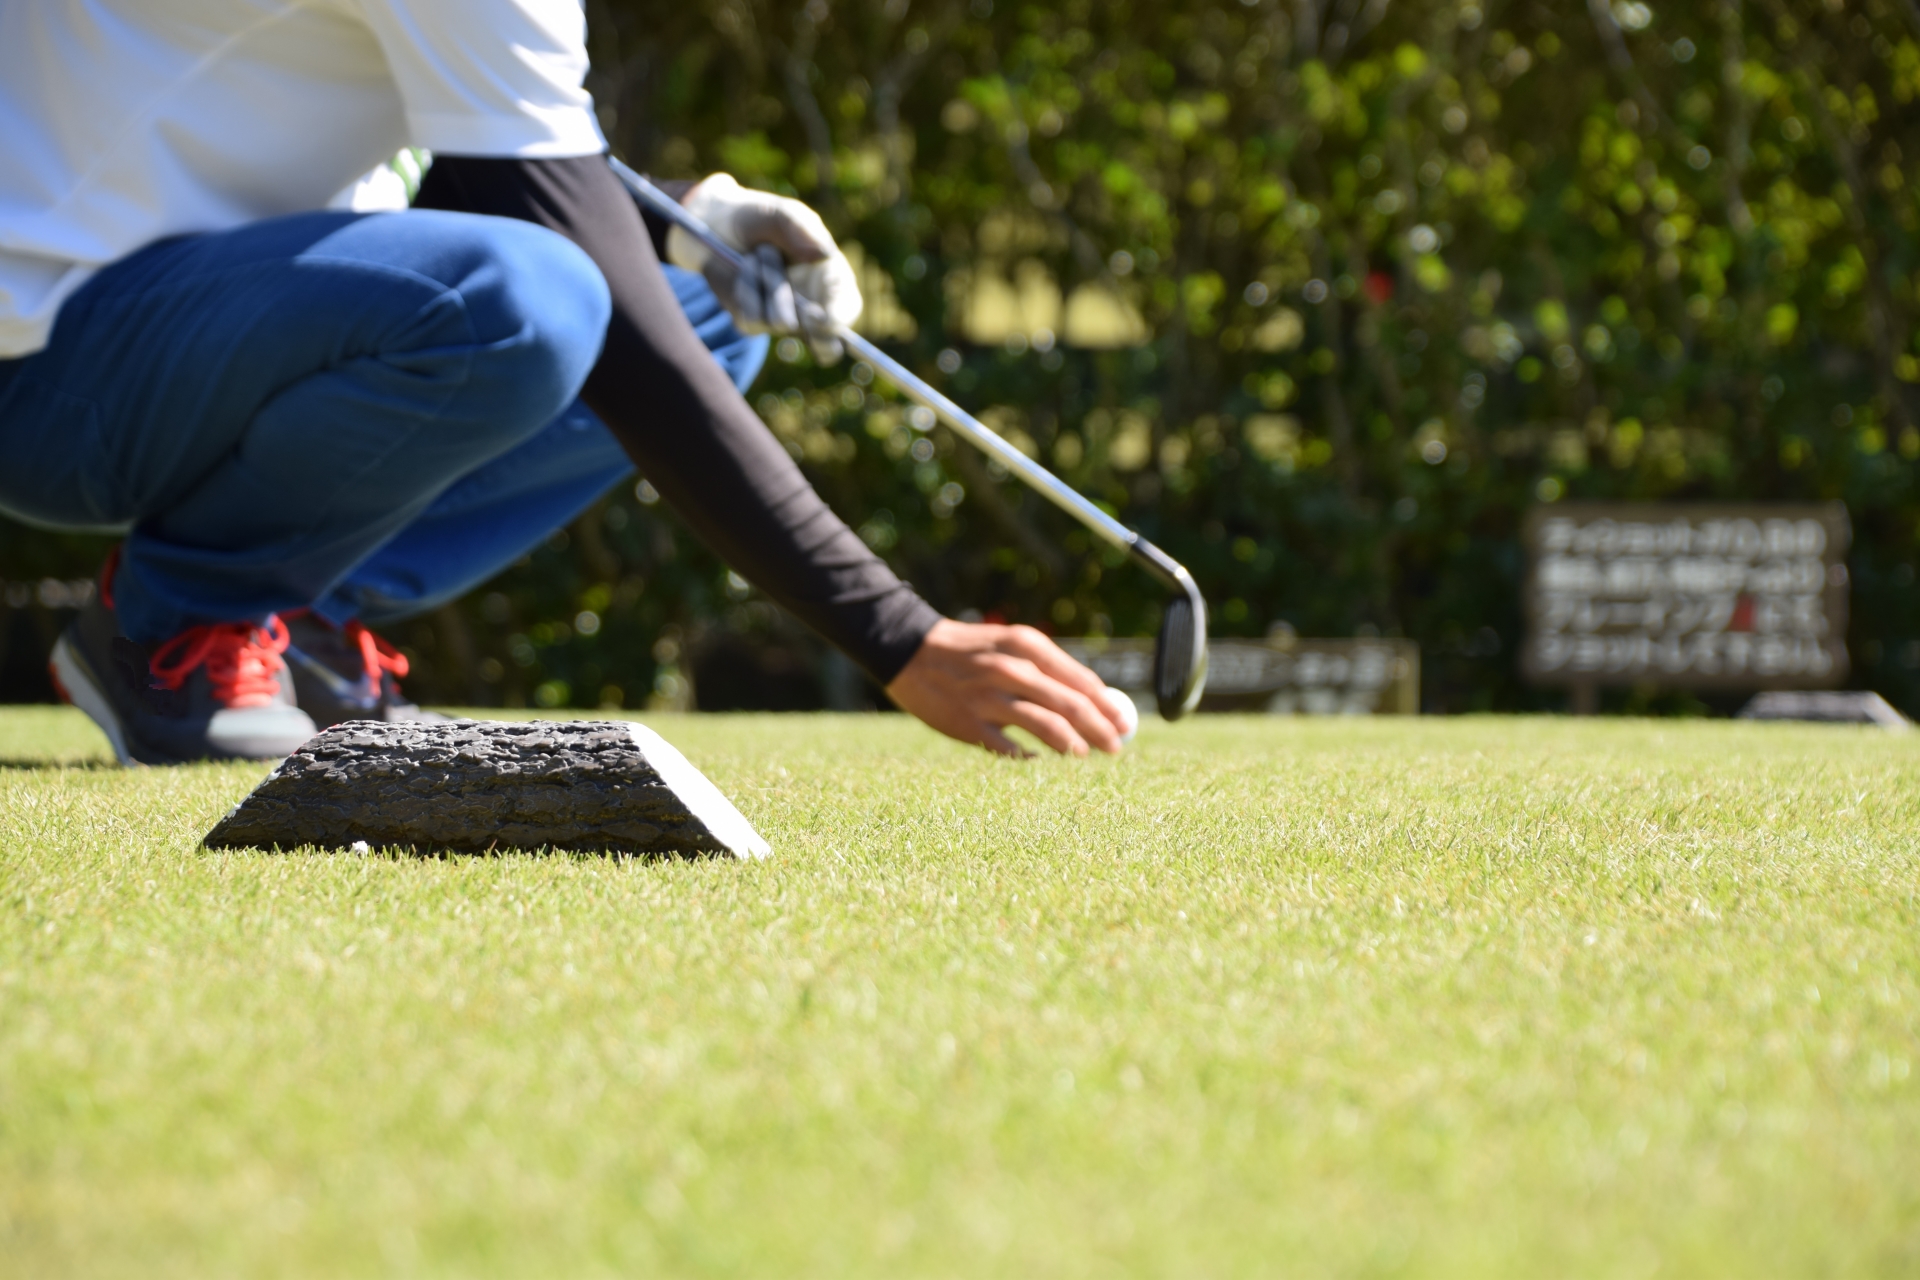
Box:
[2,705,1917,1277]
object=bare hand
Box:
[885,619,1130,758]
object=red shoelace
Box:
[344,620,410,689]
[149,616,291,708]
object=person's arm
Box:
[353,1,1125,751]
[416,155,937,680]
[632,178,694,261]
[415,154,1125,755]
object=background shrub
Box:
[6,0,1918,715]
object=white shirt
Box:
[0,0,607,358]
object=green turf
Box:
[2,706,1916,1277]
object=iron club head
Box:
[1130,539,1210,721]
[1153,575,1209,721]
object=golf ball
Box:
[1099,685,1139,744]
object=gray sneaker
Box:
[49,563,318,766]
[282,611,449,729]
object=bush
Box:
[6,0,1919,714]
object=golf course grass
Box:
[2,705,1916,1277]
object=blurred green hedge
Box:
[5,0,1919,715]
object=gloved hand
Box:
[665,173,863,363]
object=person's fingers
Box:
[975,652,1120,755]
[785,255,861,364]
[724,262,766,329]
[884,618,1130,759]
[734,199,836,263]
[999,625,1107,695]
[976,724,1031,759]
[985,651,1118,746]
[1058,690,1122,754]
[756,245,799,332]
[999,698,1088,757]
[994,625,1128,739]
[789,255,864,328]
[687,176,837,265]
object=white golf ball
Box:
[1099,685,1139,744]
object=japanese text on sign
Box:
[1522,505,1850,688]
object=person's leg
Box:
[311,264,767,627]
[0,208,610,760]
[0,209,612,641]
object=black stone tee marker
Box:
[204,720,769,859]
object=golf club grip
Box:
[610,157,1151,558]
[611,158,759,277]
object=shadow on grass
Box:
[206,839,709,864]
[0,756,118,771]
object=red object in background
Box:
[1365,271,1394,304]
[1728,593,1756,632]
[983,610,1007,625]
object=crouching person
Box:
[0,0,1130,765]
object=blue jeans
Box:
[0,210,767,642]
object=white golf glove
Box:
[665,173,863,364]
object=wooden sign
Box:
[1059,637,1419,715]
[1521,504,1851,690]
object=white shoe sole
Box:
[206,704,319,760]
[49,634,136,766]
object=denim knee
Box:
[425,214,612,443]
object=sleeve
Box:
[413,153,943,686]
[355,0,606,157]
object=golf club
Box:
[611,157,1208,720]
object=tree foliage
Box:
[5,0,1920,714]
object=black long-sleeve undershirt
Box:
[414,154,940,685]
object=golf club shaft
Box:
[609,159,1194,594]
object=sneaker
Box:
[282,611,449,729]
[48,559,318,766]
